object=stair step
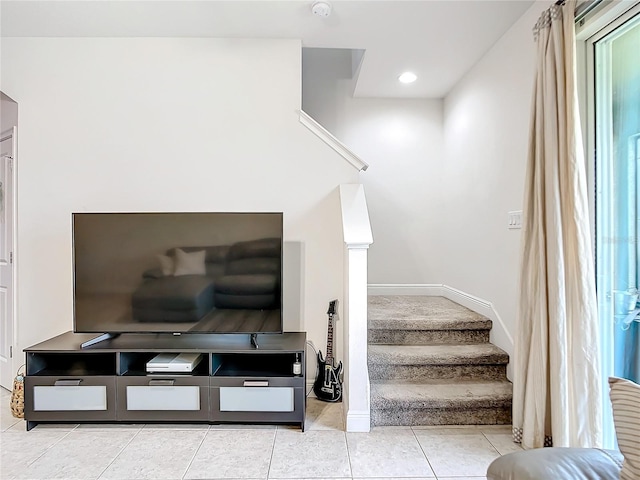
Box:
[368,296,491,345]
[370,380,513,426]
[369,344,508,381]
[367,295,512,427]
[369,295,490,326]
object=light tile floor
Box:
[0,387,521,480]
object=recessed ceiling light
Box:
[398,72,417,84]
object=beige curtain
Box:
[513,0,602,449]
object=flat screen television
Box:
[73,212,283,335]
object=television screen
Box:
[73,212,283,334]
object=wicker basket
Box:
[10,365,25,419]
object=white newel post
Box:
[339,184,373,432]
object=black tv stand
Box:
[23,331,306,431]
[80,332,120,349]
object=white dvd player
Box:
[146,353,203,373]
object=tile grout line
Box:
[180,425,210,480]
[410,426,438,480]
[23,423,78,468]
[266,426,279,480]
[480,429,507,457]
[344,429,354,480]
[94,424,143,480]
[1,419,19,432]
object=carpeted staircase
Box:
[369,295,512,426]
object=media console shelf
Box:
[24,331,306,431]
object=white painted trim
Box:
[440,285,514,346]
[0,127,18,389]
[339,184,373,247]
[345,410,371,432]
[439,285,514,380]
[298,110,369,172]
[576,0,640,40]
[346,243,371,250]
[342,246,371,432]
[11,127,17,381]
[368,284,443,296]
[339,187,372,433]
[441,286,495,319]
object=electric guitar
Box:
[313,300,343,402]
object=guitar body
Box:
[313,350,343,402]
[313,299,343,402]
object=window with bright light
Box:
[586,4,640,448]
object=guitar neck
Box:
[325,313,335,364]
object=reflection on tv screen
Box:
[73,212,283,334]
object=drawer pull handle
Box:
[54,379,82,386]
[148,379,175,386]
[243,380,269,387]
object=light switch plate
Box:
[508,210,522,229]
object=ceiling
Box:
[0,0,535,98]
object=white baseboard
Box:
[439,284,514,348]
[368,284,443,296]
[367,283,514,381]
[345,410,371,432]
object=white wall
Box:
[302,2,550,367]
[1,38,359,366]
[338,98,444,284]
[303,48,445,284]
[440,1,551,356]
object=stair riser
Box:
[369,329,490,345]
[371,407,512,426]
[368,296,513,427]
[369,364,507,381]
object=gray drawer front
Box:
[220,386,294,412]
[210,385,304,424]
[25,376,116,422]
[116,377,209,422]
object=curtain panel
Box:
[513,0,602,449]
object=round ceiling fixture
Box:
[311,1,332,18]
[398,72,418,84]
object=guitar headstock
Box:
[327,299,338,316]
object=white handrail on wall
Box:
[298,110,369,172]
[339,184,373,432]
